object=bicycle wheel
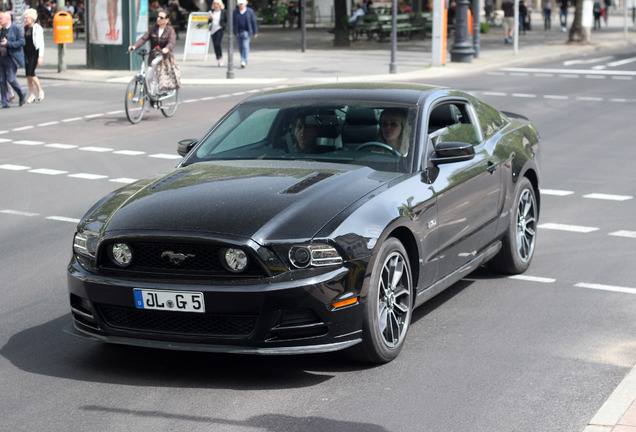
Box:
[125,77,147,124]
[159,89,179,118]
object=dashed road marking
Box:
[610,230,636,239]
[541,189,574,196]
[583,193,633,201]
[538,223,599,233]
[509,275,556,283]
[575,283,636,295]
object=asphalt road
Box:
[1,46,635,432]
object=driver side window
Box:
[428,103,480,147]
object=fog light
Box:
[222,248,248,273]
[111,243,133,267]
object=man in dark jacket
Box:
[233,0,258,68]
[0,11,26,108]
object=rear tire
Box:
[349,238,413,364]
[490,177,538,274]
[125,77,146,124]
[160,89,179,118]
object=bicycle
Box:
[125,48,179,124]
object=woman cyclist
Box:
[128,10,176,96]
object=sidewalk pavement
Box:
[36,10,636,86]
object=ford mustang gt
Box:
[66,83,540,363]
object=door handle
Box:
[487,161,497,174]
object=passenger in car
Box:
[379,108,409,155]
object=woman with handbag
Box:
[128,10,176,95]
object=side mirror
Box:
[177,139,198,157]
[430,142,476,165]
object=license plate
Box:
[133,289,205,313]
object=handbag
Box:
[156,58,181,91]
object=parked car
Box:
[66,83,540,363]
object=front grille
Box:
[97,304,257,338]
[98,241,265,277]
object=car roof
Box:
[241,82,450,106]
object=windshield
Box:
[184,102,418,173]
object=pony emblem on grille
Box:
[161,251,196,265]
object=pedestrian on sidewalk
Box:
[519,0,528,34]
[502,0,515,44]
[23,8,45,103]
[603,0,611,25]
[559,0,568,31]
[593,1,602,29]
[0,11,26,109]
[208,0,227,67]
[542,0,552,30]
[233,0,258,69]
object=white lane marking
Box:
[543,95,569,100]
[538,223,599,233]
[1,209,39,217]
[28,168,68,175]
[585,75,606,80]
[46,216,81,223]
[61,117,83,123]
[113,150,146,156]
[503,67,636,76]
[512,93,537,98]
[575,283,636,295]
[46,143,78,149]
[38,121,60,127]
[13,126,35,132]
[85,113,105,119]
[609,230,636,239]
[611,76,633,81]
[482,91,507,96]
[583,193,633,201]
[0,164,30,171]
[79,146,113,152]
[607,56,636,67]
[149,153,182,159]
[564,56,613,66]
[0,138,11,142]
[13,140,44,145]
[577,96,604,102]
[609,98,630,102]
[541,189,574,196]
[509,275,556,283]
[68,173,109,180]
[110,178,138,184]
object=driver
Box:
[378,108,408,156]
[289,112,319,153]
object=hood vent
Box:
[148,171,189,191]
[280,172,334,194]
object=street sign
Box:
[183,12,211,62]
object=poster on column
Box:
[89,0,123,44]
[183,12,211,61]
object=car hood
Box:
[83,161,400,244]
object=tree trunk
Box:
[568,0,590,42]
[333,0,350,47]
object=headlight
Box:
[73,232,99,259]
[111,243,133,267]
[221,248,248,273]
[289,244,343,269]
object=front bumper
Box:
[66,257,365,354]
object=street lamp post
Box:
[450,0,475,62]
[226,0,235,79]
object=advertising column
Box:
[87,0,145,70]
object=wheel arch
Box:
[386,226,420,304]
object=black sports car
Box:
[66,83,540,363]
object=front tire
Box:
[491,177,538,274]
[125,77,146,124]
[350,238,413,363]
[160,89,179,118]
